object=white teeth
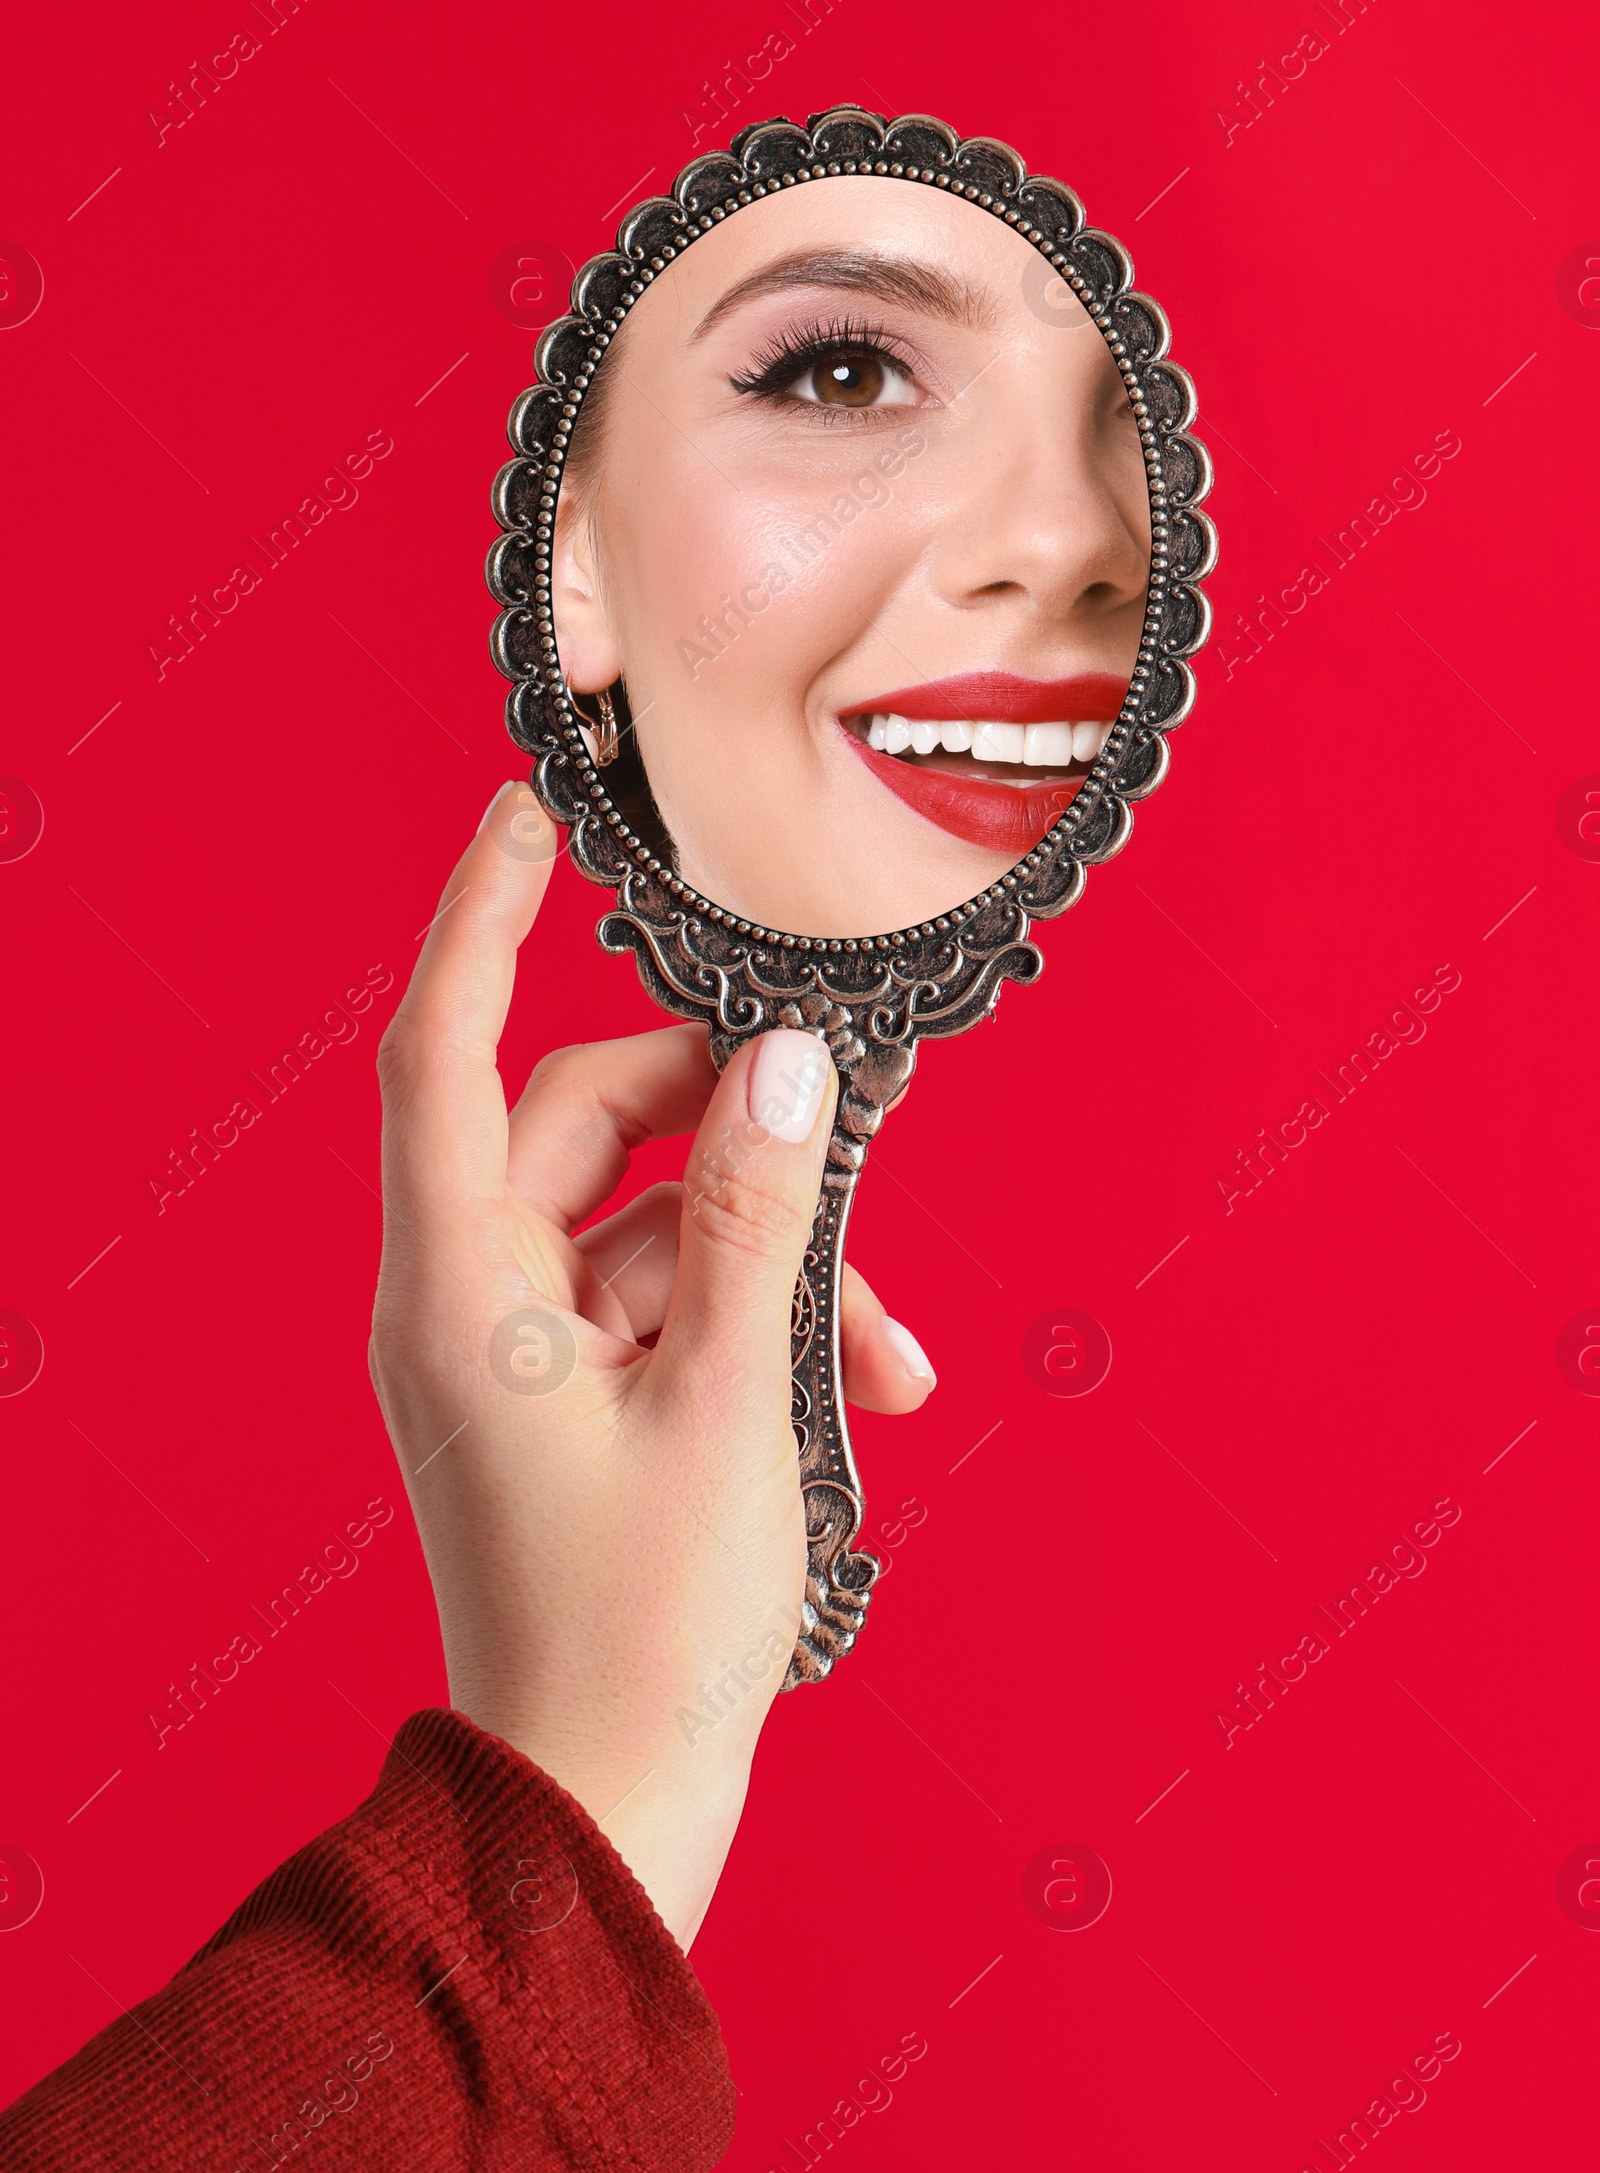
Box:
[1023,723,1076,768]
[857,712,1113,767]
[972,721,1026,763]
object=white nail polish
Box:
[881,1317,936,1386]
[748,1029,829,1143]
[478,780,519,832]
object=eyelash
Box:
[728,315,922,408]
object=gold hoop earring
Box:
[594,684,620,766]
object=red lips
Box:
[840,670,1130,854]
[840,671,1129,726]
[844,740,1084,852]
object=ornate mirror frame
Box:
[487,105,1215,1689]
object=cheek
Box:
[611,453,924,701]
[605,446,763,650]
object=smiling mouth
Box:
[839,672,1127,855]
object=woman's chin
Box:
[659,725,1091,937]
[671,835,1022,941]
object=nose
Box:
[925,343,1150,628]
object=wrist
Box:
[603,1767,752,1949]
[457,1695,762,1950]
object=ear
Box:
[550,484,622,694]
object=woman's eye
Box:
[787,348,916,409]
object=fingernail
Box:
[477,780,519,832]
[748,1029,829,1144]
[881,1317,936,1388]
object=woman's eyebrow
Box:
[691,249,996,340]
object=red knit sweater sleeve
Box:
[0,1710,736,2170]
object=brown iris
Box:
[809,349,885,407]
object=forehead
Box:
[619,172,1062,348]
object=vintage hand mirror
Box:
[488,106,1214,1687]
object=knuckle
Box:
[367,1287,415,1373]
[689,1140,806,1258]
[522,1042,587,1097]
[375,1015,424,1097]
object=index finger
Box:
[378,780,557,1224]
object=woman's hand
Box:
[367,782,936,1948]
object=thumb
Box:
[652,1028,837,1417]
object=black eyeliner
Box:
[728,314,918,401]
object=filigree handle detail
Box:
[781,1030,915,1686]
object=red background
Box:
[2,1,1595,2164]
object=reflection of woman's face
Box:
[553,177,1151,938]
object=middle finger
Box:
[505,1023,717,1230]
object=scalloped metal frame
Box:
[487,105,1215,1689]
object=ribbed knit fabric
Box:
[0,1710,736,2169]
